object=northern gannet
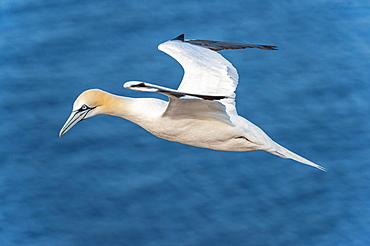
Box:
[59,34,326,171]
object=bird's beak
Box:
[59,110,91,137]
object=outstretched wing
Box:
[176,34,277,51]
[124,81,233,125]
[158,34,277,101]
[125,34,277,120]
[158,35,238,100]
[124,81,227,100]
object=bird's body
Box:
[60,34,325,171]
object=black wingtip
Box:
[265,45,278,51]
[171,34,185,42]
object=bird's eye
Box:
[80,104,88,111]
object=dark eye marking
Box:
[78,104,91,112]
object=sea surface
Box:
[1,0,369,245]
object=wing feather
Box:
[125,35,277,119]
[124,81,233,125]
[163,98,233,126]
[124,81,227,100]
[158,38,239,100]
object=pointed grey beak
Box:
[59,110,91,137]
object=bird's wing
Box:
[163,98,233,125]
[158,34,277,101]
[124,81,227,100]
[125,34,276,123]
[124,81,233,125]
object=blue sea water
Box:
[1,0,369,245]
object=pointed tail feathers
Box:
[270,145,326,172]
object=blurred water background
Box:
[1,0,369,245]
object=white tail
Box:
[270,145,327,172]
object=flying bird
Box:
[59,34,325,171]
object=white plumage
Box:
[60,34,325,171]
